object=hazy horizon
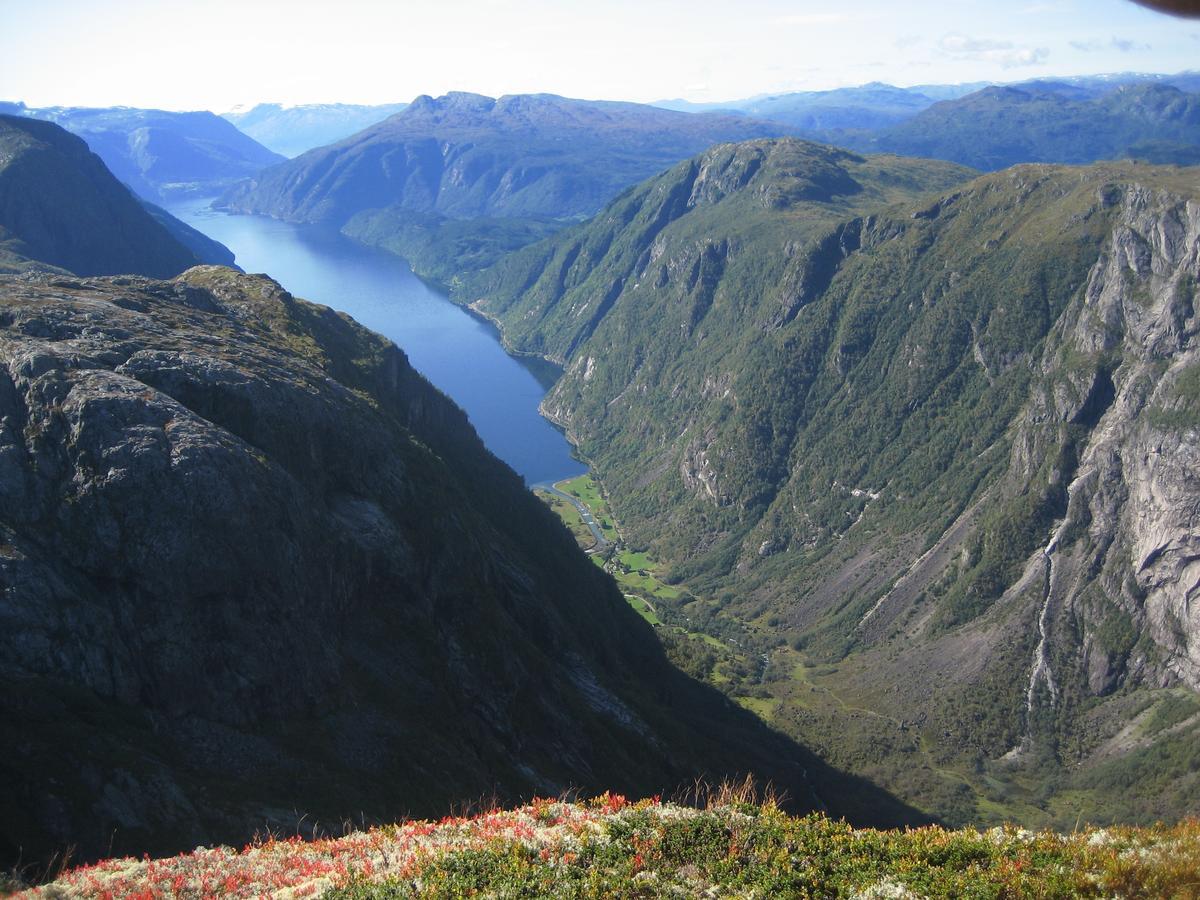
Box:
[8,66,1200,117]
[2,0,1196,112]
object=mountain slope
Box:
[14,104,283,201]
[221,92,804,226]
[855,82,1200,170]
[223,102,408,158]
[0,115,231,276]
[457,138,974,360]
[456,140,1200,826]
[138,197,237,267]
[0,264,918,873]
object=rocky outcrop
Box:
[1008,184,1200,697]
[0,266,902,872]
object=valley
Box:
[177,125,1200,834]
[539,445,1200,831]
[4,260,900,872]
[462,138,1200,829]
[165,198,584,485]
[1,128,937,872]
[3,0,1200,886]
[532,468,996,822]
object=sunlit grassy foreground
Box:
[20,794,1200,898]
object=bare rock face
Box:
[0,267,839,870]
[1032,186,1200,692]
[837,179,1200,780]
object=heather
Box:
[16,795,1200,898]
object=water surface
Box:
[168,199,585,485]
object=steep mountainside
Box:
[222,102,408,158]
[0,266,916,872]
[137,198,237,268]
[339,208,563,288]
[458,139,973,360]
[0,115,231,277]
[457,140,1200,826]
[11,104,283,201]
[222,92,802,225]
[853,83,1200,170]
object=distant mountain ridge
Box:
[655,73,1200,169]
[654,71,1200,133]
[854,81,1200,169]
[0,114,233,276]
[221,91,806,225]
[220,76,1200,291]
[222,101,408,158]
[654,81,984,131]
[218,91,811,285]
[1,101,282,201]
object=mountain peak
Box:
[405,91,497,116]
[223,96,802,224]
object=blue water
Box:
[168,199,585,485]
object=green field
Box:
[555,474,617,532]
[737,696,779,720]
[533,488,595,550]
[611,565,683,601]
[624,595,662,626]
[616,549,653,570]
[692,631,726,649]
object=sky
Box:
[0,0,1195,111]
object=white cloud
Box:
[939,33,1012,53]
[1070,36,1151,52]
[938,32,1049,68]
[1003,47,1051,67]
[894,34,923,49]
